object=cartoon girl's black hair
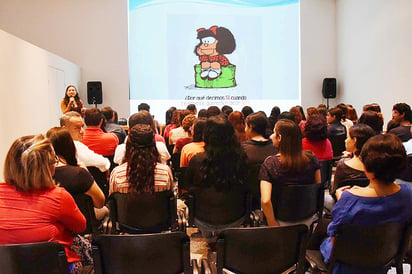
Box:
[194,26,236,55]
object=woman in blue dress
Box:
[320,133,412,273]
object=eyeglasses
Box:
[50,155,59,165]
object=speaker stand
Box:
[92,97,97,108]
[326,98,330,110]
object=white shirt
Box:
[403,139,412,155]
[74,141,111,172]
[114,141,170,165]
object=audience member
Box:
[278,111,296,123]
[60,85,84,114]
[228,111,247,143]
[241,106,254,118]
[242,112,277,208]
[206,106,221,118]
[185,116,248,240]
[260,119,321,226]
[0,134,87,273]
[267,106,281,136]
[138,102,160,134]
[345,104,358,123]
[180,119,206,168]
[336,103,354,131]
[186,104,197,115]
[101,106,127,144]
[320,134,412,273]
[163,108,179,140]
[110,124,173,194]
[332,124,376,197]
[198,109,207,119]
[290,106,304,132]
[169,110,191,145]
[114,111,170,165]
[221,105,233,117]
[165,107,176,126]
[60,111,110,172]
[306,107,319,119]
[174,114,197,153]
[302,114,333,162]
[327,107,347,137]
[243,112,277,165]
[47,127,108,219]
[82,108,119,156]
[358,110,383,134]
[388,103,412,142]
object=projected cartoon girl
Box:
[194,26,237,88]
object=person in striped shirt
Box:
[110,124,173,195]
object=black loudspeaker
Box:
[322,78,336,99]
[87,81,103,104]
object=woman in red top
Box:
[0,134,86,273]
[302,114,333,161]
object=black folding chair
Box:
[210,225,308,274]
[72,193,100,236]
[109,190,179,234]
[0,241,69,274]
[92,232,198,274]
[306,222,411,273]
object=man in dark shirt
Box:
[388,103,412,142]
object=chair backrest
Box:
[72,193,99,235]
[319,160,333,190]
[216,225,308,274]
[272,183,322,222]
[87,166,109,198]
[329,222,410,272]
[92,232,191,274]
[188,186,247,226]
[246,163,262,210]
[398,154,412,182]
[0,242,69,274]
[328,134,346,159]
[109,190,177,233]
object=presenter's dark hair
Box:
[63,85,81,105]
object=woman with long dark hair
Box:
[47,127,106,211]
[260,119,321,226]
[61,85,84,114]
[110,124,173,194]
[185,116,248,239]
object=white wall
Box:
[0,29,80,180]
[336,0,412,124]
[300,0,337,109]
[0,0,130,118]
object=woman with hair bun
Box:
[0,134,87,273]
[320,134,412,273]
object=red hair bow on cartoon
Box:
[196,26,218,35]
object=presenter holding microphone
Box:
[61,85,84,114]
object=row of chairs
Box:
[1,223,410,274]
